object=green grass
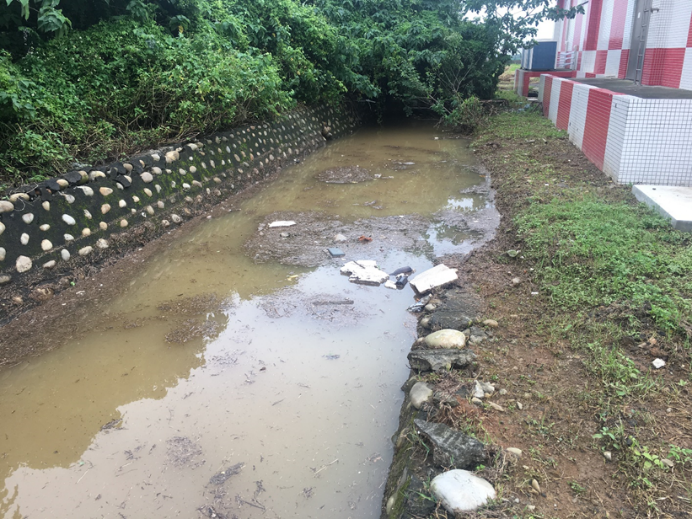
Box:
[516,195,692,335]
[473,110,566,143]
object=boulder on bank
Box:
[407,348,475,372]
[414,419,487,469]
[431,469,496,513]
[424,328,466,349]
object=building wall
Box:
[556,0,692,89]
[540,74,692,186]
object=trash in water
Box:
[384,280,397,290]
[389,266,414,276]
[328,247,345,258]
[268,220,296,228]
[410,264,458,294]
[209,462,245,485]
[323,354,340,360]
[358,235,373,243]
[340,260,389,286]
[395,274,409,288]
[407,294,432,312]
[287,274,299,281]
[280,232,290,238]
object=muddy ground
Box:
[381,116,692,518]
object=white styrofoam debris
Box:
[652,358,666,369]
[410,264,458,294]
[268,220,297,228]
[384,280,398,290]
[340,260,377,274]
[340,260,388,286]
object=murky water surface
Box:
[0,123,488,518]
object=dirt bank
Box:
[381,109,692,518]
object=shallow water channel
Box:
[0,122,491,518]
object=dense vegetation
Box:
[0,0,578,187]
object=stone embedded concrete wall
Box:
[0,104,359,289]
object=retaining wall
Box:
[0,104,360,302]
[539,74,692,186]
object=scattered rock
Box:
[424,329,466,349]
[0,275,11,285]
[661,458,674,468]
[531,479,541,493]
[403,475,437,517]
[603,451,612,461]
[483,319,499,328]
[407,349,476,372]
[512,277,521,285]
[473,381,485,399]
[430,470,496,513]
[471,397,483,406]
[506,447,522,458]
[487,402,505,412]
[479,381,495,396]
[409,382,433,409]
[415,420,486,469]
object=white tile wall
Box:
[622,0,637,51]
[680,48,692,91]
[605,49,622,76]
[598,0,616,50]
[568,83,593,149]
[549,79,563,123]
[581,50,597,73]
[604,96,632,179]
[664,0,692,48]
[618,98,692,185]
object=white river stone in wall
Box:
[424,329,467,349]
[22,213,34,224]
[61,249,70,261]
[20,233,29,245]
[62,214,76,225]
[16,255,32,273]
[431,470,496,514]
[0,201,14,213]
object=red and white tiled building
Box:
[555,0,692,88]
[534,0,692,190]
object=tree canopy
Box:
[0,0,580,186]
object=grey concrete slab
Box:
[632,185,692,232]
[573,78,692,99]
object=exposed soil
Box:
[245,211,431,267]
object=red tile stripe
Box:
[618,49,629,79]
[583,88,621,170]
[642,48,685,88]
[687,11,692,48]
[584,0,603,51]
[556,81,574,131]
[609,0,628,50]
[595,50,608,74]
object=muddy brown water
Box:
[0,123,491,518]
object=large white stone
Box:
[62,214,76,225]
[0,201,14,213]
[410,264,458,294]
[268,220,297,228]
[431,470,496,514]
[425,329,466,349]
[410,382,433,409]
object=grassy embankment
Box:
[463,99,692,517]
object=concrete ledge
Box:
[632,185,692,232]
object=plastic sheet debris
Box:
[407,294,432,312]
[268,220,297,228]
[384,280,397,290]
[410,264,458,294]
[328,247,345,258]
